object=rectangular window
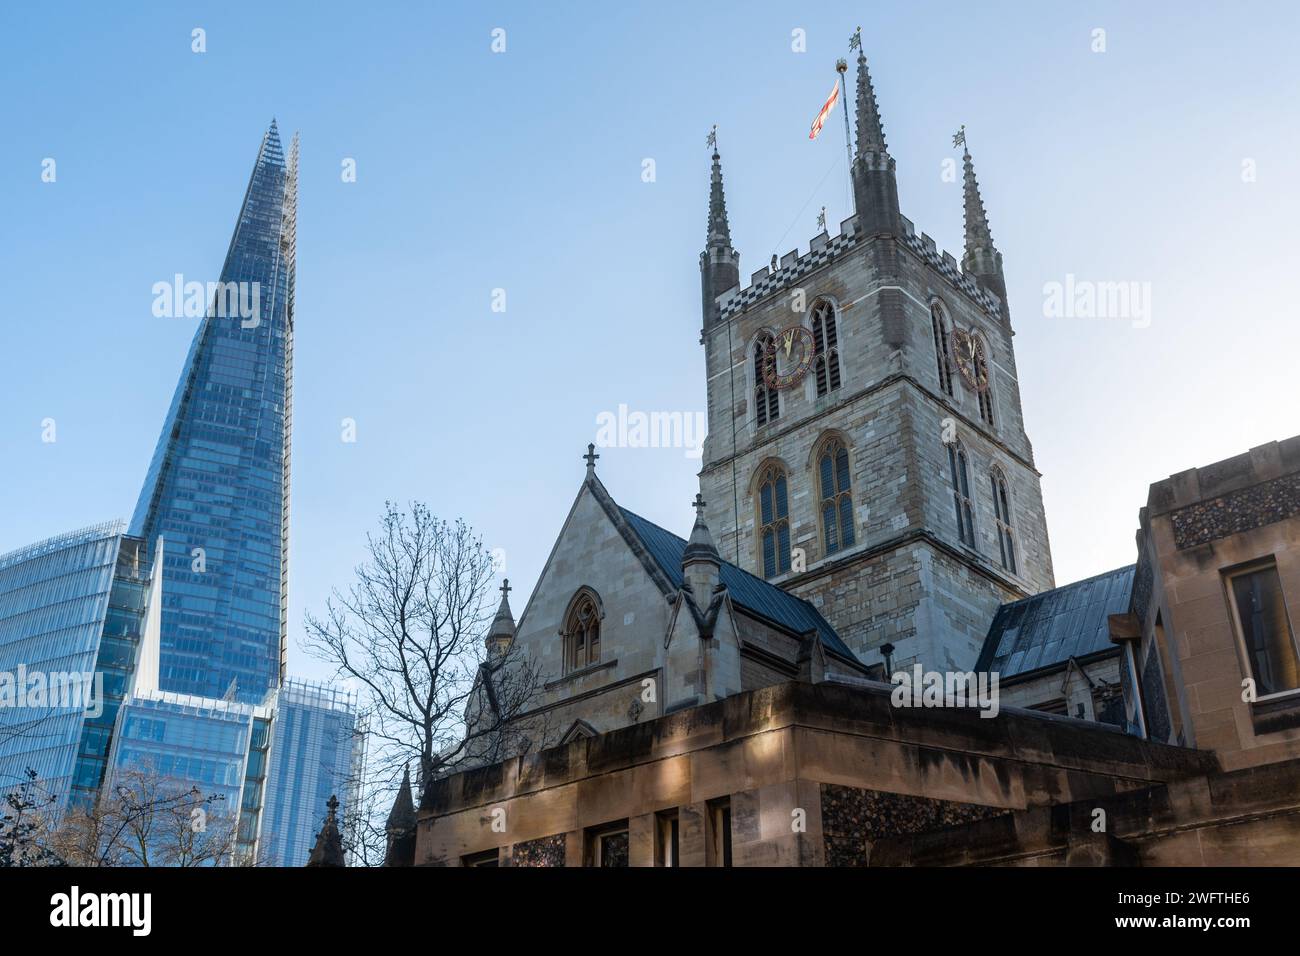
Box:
[708,799,732,867]
[655,810,679,867]
[586,821,630,867]
[1228,563,1300,698]
[462,849,499,867]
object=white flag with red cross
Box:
[808,80,840,140]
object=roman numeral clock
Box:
[762,324,817,390]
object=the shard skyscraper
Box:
[130,121,297,705]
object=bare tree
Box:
[304,502,548,838]
[45,766,247,867]
[0,769,65,867]
[337,774,391,867]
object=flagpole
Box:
[837,57,852,213]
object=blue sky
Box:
[3,1,1297,683]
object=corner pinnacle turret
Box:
[850,45,901,236]
[699,127,740,329]
[959,135,1009,321]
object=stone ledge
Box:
[420,680,1218,816]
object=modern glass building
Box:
[107,689,274,863]
[106,680,360,865]
[130,120,299,705]
[261,680,364,866]
[0,523,158,810]
[0,122,367,863]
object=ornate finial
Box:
[500,578,511,599]
[326,794,339,817]
[707,124,718,153]
[952,124,967,150]
[583,443,600,472]
[817,206,827,231]
[849,26,862,56]
[693,492,707,519]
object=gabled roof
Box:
[976,565,1135,680]
[618,507,860,665]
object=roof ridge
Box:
[995,563,1135,611]
[616,505,860,664]
[617,505,822,610]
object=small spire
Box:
[700,131,741,328]
[961,138,997,260]
[683,492,721,569]
[486,578,516,654]
[386,766,416,831]
[706,131,733,250]
[306,795,345,867]
[958,133,1009,320]
[853,48,888,157]
[848,38,901,236]
[382,768,418,867]
[583,443,600,475]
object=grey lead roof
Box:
[618,507,861,665]
[976,565,1135,679]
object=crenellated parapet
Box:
[714,213,1002,323]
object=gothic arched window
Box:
[974,334,995,427]
[563,590,601,672]
[991,469,1016,573]
[948,442,976,547]
[818,438,855,555]
[931,303,955,397]
[753,334,779,427]
[811,300,842,397]
[756,463,792,578]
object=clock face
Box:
[951,327,990,392]
[762,325,817,390]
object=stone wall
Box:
[1136,439,1300,769]
[510,833,565,867]
[870,756,1300,867]
[417,681,1217,866]
[508,485,671,739]
[820,783,1006,866]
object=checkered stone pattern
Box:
[900,231,1003,317]
[719,223,860,321]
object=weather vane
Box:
[952,124,966,149]
[707,124,717,151]
[849,26,862,52]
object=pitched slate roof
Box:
[976,565,1134,680]
[618,507,860,665]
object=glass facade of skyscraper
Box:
[130,121,298,705]
[0,523,156,810]
[261,680,364,866]
[105,679,360,865]
[0,124,369,864]
[107,689,274,862]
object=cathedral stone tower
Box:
[697,49,1054,674]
